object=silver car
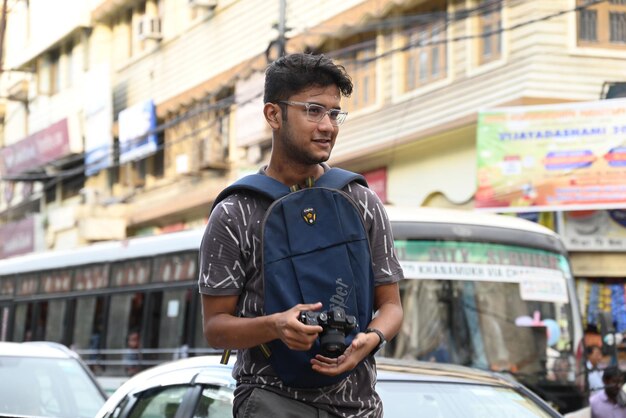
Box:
[0,341,107,418]
[96,355,562,418]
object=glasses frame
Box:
[278,101,348,126]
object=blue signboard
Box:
[118,99,158,164]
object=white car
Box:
[0,341,107,418]
[96,355,563,418]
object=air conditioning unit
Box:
[196,129,228,170]
[137,16,162,41]
[188,0,217,9]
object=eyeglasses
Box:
[278,101,348,126]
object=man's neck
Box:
[264,163,325,188]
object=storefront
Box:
[561,210,626,339]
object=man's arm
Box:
[201,294,324,351]
[367,281,404,346]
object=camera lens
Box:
[320,330,346,358]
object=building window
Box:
[578,0,626,48]
[334,38,377,113]
[49,49,61,95]
[403,23,447,91]
[64,40,74,89]
[477,0,502,64]
[401,0,447,91]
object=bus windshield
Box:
[390,240,575,387]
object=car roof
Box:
[97,355,560,418]
[96,355,236,418]
[0,341,79,359]
[375,357,518,387]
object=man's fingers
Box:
[294,302,323,312]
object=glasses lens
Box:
[305,104,325,122]
[303,103,346,126]
[329,110,347,126]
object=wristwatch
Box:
[365,328,386,356]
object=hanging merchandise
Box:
[613,284,626,334]
[587,282,600,327]
[600,284,612,315]
[579,280,590,329]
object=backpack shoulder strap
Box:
[211,174,290,211]
[315,167,368,189]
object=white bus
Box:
[0,206,584,412]
[385,206,584,413]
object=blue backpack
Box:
[212,168,375,388]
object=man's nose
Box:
[317,112,335,131]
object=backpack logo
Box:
[302,207,316,225]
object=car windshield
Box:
[377,381,555,417]
[0,356,105,418]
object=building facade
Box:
[1,0,626,335]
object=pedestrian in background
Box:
[587,345,605,396]
[590,366,626,418]
[123,329,141,376]
[198,53,404,417]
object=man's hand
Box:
[310,331,374,376]
[273,302,323,351]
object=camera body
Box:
[299,306,357,358]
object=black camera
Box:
[299,306,357,358]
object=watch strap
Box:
[365,328,386,356]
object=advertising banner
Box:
[0,216,35,258]
[476,99,626,212]
[119,99,158,164]
[0,119,70,177]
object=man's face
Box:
[275,85,341,166]
[127,332,140,349]
[605,375,625,399]
[590,347,603,365]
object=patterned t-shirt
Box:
[198,167,404,418]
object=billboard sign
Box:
[476,99,626,212]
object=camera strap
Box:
[220,344,271,365]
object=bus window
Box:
[150,289,193,360]
[392,241,575,378]
[42,299,68,344]
[194,298,206,352]
[106,292,144,376]
[0,305,8,341]
[13,303,33,341]
[72,296,106,373]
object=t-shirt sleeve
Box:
[344,182,404,285]
[197,197,247,296]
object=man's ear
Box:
[264,103,281,129]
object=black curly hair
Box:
[263,53,353,104]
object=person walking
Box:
[590,366,626,418]
[198,53,404,418]
[588,345,605,396]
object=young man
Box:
[198,53,404,417]
[590,366,626,417]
